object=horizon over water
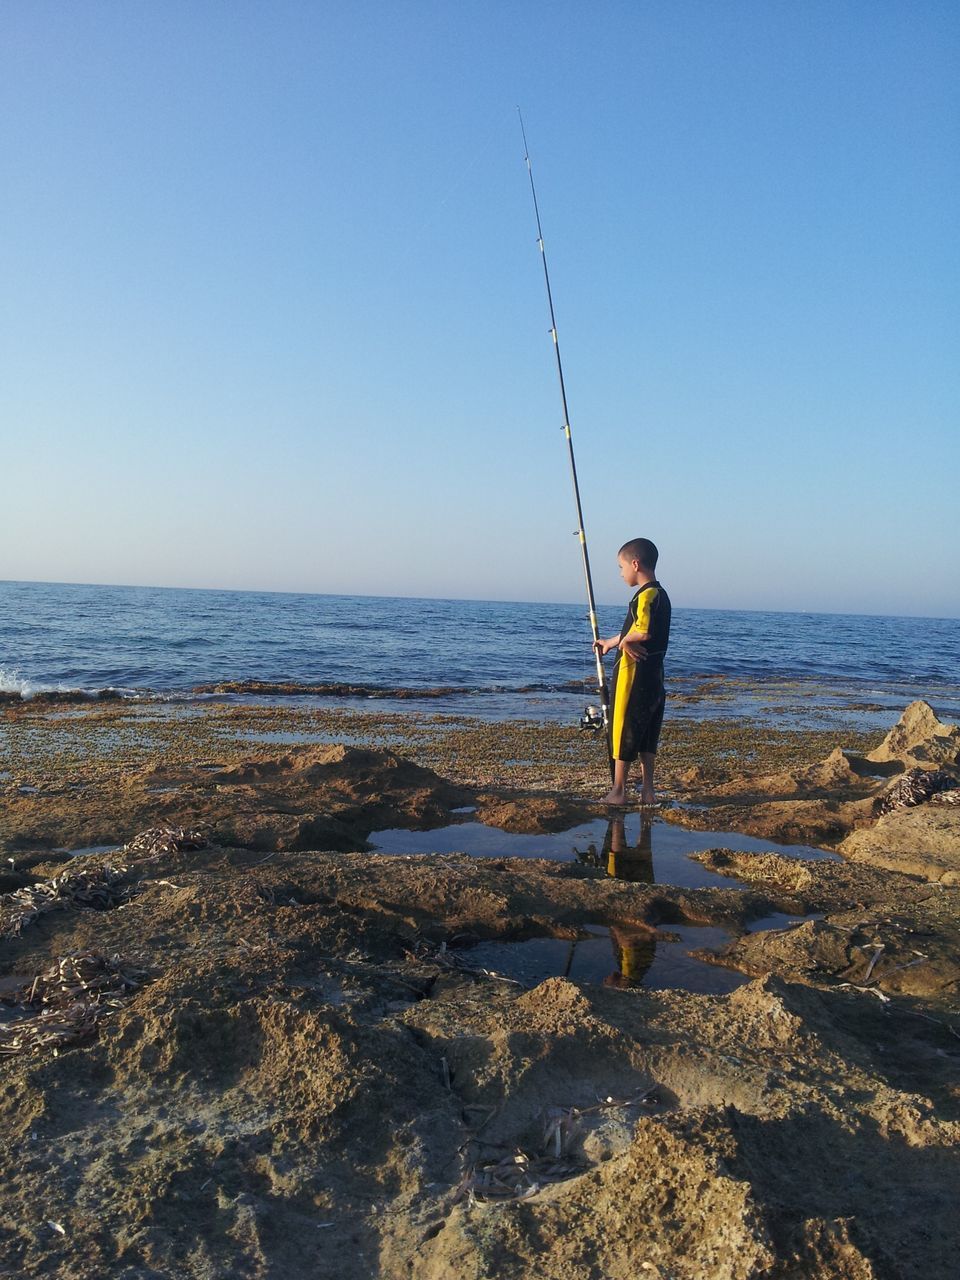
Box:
[1,579,958,731]
[2,576,958,621]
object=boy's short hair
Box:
[619,538,658,570]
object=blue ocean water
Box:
[1,580,958,727]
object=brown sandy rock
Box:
[680,747,888,808]
[410,1110,777,1280]
[474,794,589,834]
[841,804,960,884]
[677,762,726,788]
[667,796,874,847]
[725,917,960,1000]
[693,849,818,894]
[753,746,885,799]
[206,742,464,825]
[214,810,363,853]
[866,699,960,767]
[1,744,467,858]
[2,835,959,1280]
[669,705,960,851]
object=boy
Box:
[594,538,671,806]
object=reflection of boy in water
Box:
[602,816,657,987]
[605,925,657,988]
[603,815,654,883]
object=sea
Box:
[1,580,958,731]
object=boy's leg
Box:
[633,695,664,806]
[602,758,631,805]
[638,752,656,806]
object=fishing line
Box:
[519,109,609,730]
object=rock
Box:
[866,700,960,767]
[841,804,960,884]
[3,744,467,858]
[474,795,589,834]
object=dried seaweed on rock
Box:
[875,768,958,816]
[120,824,208,862]
[0,826,206,937]
[0,865,133,937]
[403,937,524,987]
[453,1150,583,1203]
[454,1087,659,1204]
[0,952,146,1057]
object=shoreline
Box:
[1,681,884,804]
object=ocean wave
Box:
[0,668,587,707]
[0,666,134,704]
[190,679,585,700]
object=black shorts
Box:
[609,691,665,762]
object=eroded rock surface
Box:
[0,825,957,1279]
[671,701,960,858]
[1,706,958,1278]
[842,801,960,884]
[866,699,960,767]
[2,743,469,859]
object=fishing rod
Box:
[519,110,609,730]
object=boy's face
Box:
[618,554,643,586]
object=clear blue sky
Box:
[1,2,957,616]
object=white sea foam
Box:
[0,666,86,700]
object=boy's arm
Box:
[594,634,623,656]
[619,587,657,658]
[619,629,649,660]
[594,631,649,658]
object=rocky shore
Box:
[1,694,958,1278]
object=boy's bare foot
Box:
[639,793,658,807]
[602,787,629,805]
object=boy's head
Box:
[617,537,658,586]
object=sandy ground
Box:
[0,692,958,1279]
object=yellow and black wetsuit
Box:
[608,581,671,769]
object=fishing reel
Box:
[579,704,606,732]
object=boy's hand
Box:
[593,637,619,657]
[620,638,648,661]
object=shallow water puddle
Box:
[746,910,825,933]
[370,812,837,892]
[455,923,748,995]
